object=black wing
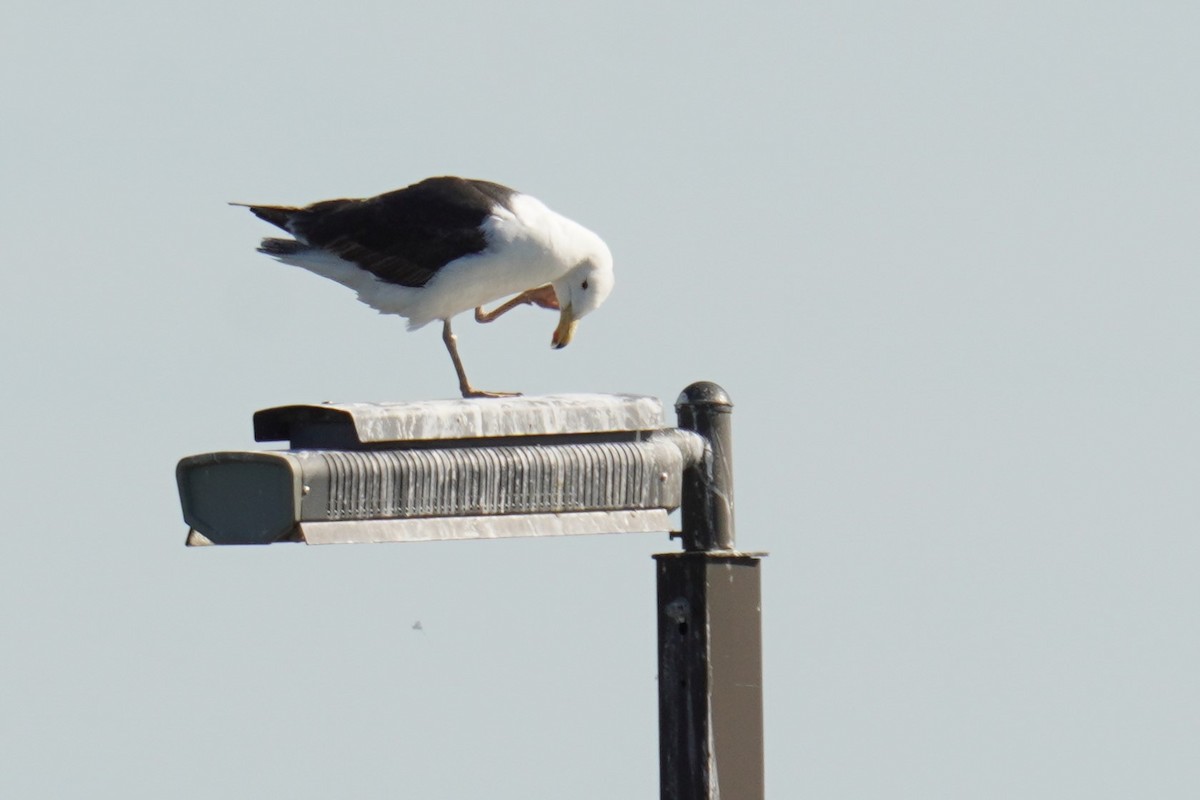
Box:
[289,177,518,288]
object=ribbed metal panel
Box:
[300,437,683,521]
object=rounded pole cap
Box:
[675,381,733,411]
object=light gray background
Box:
[3,2,1197,797]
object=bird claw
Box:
[462,389,523,399]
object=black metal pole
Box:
[675,382,735,552]
[657,383,765,800]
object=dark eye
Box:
[581,280,589,290]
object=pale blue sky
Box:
[3,2,1199,797]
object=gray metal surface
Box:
[302,437,684,520]
[299,509,672,545]
[176,452,301,545]
[656,552,764,800]
[177,432,699,545]
[254,393,664,446]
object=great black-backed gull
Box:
[233,176,614,398]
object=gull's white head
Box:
[551,245,614,349]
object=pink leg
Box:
[475,285,559,323]
[442,319,520,398]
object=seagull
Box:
[233,176,614,398]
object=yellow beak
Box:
[551,305,579,349]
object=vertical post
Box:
[675,382,735,552]
[657,383,765,800]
